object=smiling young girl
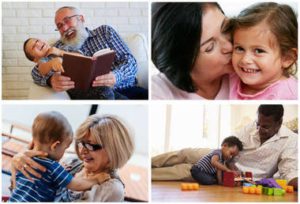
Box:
[229,2,298,100]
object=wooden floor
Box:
[152,181,298,202]
[119,164,148,202]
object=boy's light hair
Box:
[32,111,73,144]
[75,114,134,170]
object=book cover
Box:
[62,49,116,91]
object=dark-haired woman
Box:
[152,3,233,99]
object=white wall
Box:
[151,104,298,156]
[2,1,148,99]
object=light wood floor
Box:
[119,164,148,202]
[152,181,298,202]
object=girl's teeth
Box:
[242,68,259,73]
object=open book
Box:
[62,48,116,91]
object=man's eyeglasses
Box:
[77,141,103,151]
[55,15,80,31]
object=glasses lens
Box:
[78,141,102,151]
[85,143,94,151]
[77,142,84,149]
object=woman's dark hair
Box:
[152,3,223,92]
[258,105,284,122]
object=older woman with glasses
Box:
[11,114,134,202]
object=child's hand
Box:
[232,170,241,177]
[47,47,64,57]
[227,170,240,177]
[50,58,64,73]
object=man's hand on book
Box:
[50,72,75,92]
[92,72,116,87]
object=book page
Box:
[93,48,114,57]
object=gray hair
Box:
[55,6,82,15]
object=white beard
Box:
[61,26,89,51]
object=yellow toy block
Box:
[249,186,256,194]
[181,183,188,190]
[256,187,262,194]
[243,186,249,193]
[276,179,287,189]
[286,186,294,193]
[181,183,200,191]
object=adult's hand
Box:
[92,72,116,87]
[11,150,48,189]
[50,72,75,92]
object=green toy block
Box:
[263,187,271,195]
[268,188,274,195]
[262,187,267,195]
[274,188,285,196]
[264,187,274,195]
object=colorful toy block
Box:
[255,187,262,194]
[181,183,200,191]
[223,171,253,187]
[273,188,285,196]
[242,185,262,195]
[243,186,250,193]
[275,179,287,189]
[245,172,253,178]
[286,186,294,193]
[249,186,256,194]
[223,171,235,187]
[244,185,291,197]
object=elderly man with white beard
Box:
[31,6,148,99]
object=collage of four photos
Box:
[1,0,299,202]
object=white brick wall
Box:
[2,2,149,99]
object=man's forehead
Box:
[55,8,75,21]
[258,113,276,123]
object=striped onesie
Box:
[9,157,73,202]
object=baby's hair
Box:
[226,2,298,76]
[23,38,35,61]
[32,111,73,144]
[221,136,243,151]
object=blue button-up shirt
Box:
[31,25,138,90]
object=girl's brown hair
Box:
[227,2,298,76]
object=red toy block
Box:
[223,171,254,187]
[245,172,252,178]
[223,171,235,187]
